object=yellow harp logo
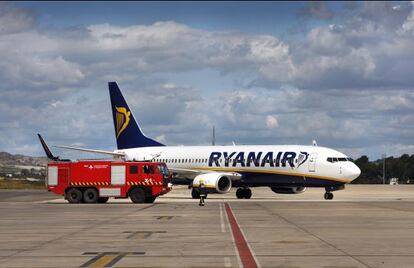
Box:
[115,106,131,138]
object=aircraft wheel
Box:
[83,188,99,203]
[191,188,200,199]
[324,192,334,200]
[130,188,146,203]
[66,188,83,204]
[236,188,244,199]
[244,188,252,199]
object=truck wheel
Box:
[98,197,109,203]
[66,188,83,203]
[83,188,99,203]
[145,196,156,203]
[130,188,146,203]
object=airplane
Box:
[54,82,361,200]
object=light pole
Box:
[382,154,386,184]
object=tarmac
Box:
[1,185,414,268]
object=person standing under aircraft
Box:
[199,181,206,206]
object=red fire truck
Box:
[46,160,172,204]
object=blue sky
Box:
[18,2,326,33]
[1,1,414,160]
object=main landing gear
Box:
[236,188,252,199]
[324,192,334,200]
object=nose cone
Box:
[349,163,361,180]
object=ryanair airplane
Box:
[57,82,361,200]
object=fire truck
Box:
[46,160,172,204]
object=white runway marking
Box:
[224,256,232,267]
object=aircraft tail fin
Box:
[108,82,164,149]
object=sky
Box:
[1,1,414,161]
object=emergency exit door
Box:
[308,153,317,172]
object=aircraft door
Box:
[308,153,317,172]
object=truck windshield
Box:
[157,164,169,176]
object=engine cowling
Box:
[270,186,306,194]
[192,173,232,194]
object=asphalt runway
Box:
[1,185,414,268]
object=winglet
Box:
[37,134,60,161]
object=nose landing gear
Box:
[324,185,344,200]
[236,188,252,199]
[324,192,334,200]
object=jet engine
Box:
[192,173,232,194]
[270,186,306,194]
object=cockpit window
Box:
[327,157,352,163]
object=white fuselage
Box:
[116,145,361,186]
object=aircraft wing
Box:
[54,145,125,157]
[168,167,242,180]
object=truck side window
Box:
[130,165,138,174]
[143,165,154,174]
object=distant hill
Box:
[0,152,48,167]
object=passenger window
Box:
[130,165,138,174]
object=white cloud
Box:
[0,3,414,160]
[266,115,278,129]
